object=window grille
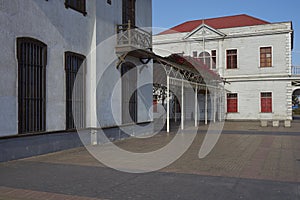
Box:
[65,52,86,130]
[17,37,47,134]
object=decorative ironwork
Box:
[116,20,152,54]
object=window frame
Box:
[65,0,87,16]
[226,49,238,69]
[122,0,136,26]
[227,93,238,113]
[211,50,217,69]
[65,51,86,130]
[199,51,211,68]
[259,46,273,68]
[260,92,273,113]
[17,37,47,134]
[192,51,198,58]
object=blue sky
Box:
[152,0,300,66]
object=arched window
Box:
[65,51,86,130]
[199,51,211,68]
[17,37,47,134]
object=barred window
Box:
[17,37,47,134]
[121,62,138,124]
[260,47,272,67]
[65,52,86,130]
[226,49,237,69]
[65,0,87,16]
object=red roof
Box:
[167,54,222,81]
[159,14,270,35]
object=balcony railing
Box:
[292,66,300,75]
[116,21,152,54]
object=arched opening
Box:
[292,89,300,120]
[199,51,211,68]
[121,62,137,124]
[17,37,47,134]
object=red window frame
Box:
[261,92,272,113]
[227,93,238,113]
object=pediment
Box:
[184,24,226,39]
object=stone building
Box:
[0,0,153,161]
[153,14,296,127]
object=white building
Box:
[153,14,295,127]
[0,0,153,161]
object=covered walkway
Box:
[152,54,226,132]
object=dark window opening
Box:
[122,0,136,27]
[193,51,198,58]
[226,49,237,69]
[65,52,86,130]
[65,0,87,16]
[211,50,217,69]
[17,37,47,134]
[121,62,138,124]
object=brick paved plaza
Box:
[0,120,300,199]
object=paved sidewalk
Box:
[0,121,300,199]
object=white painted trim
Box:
[226,92,239,114]
[259,91,273,113]
[181,80,184,130]
[184,23,226,40]
[195,85,198,127]
[167,75,170,133]
[211,49,217,70]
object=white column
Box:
[219,89,222,122]
[213,89,216,123]
[195,85,198,127]
[167,76,170,133]
[205,86,208,125]
[174,96,177,122]
[181,80,184,130]
[87,19,97,145]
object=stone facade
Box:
[153,16,294,125]
[0,0,153,137]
